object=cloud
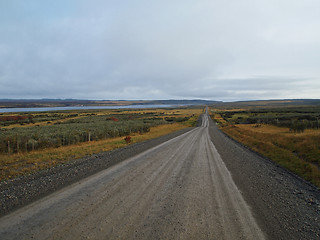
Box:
[0,0,319,100]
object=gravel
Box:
[208,119,320,239]
[0,128,193,217]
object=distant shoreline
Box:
[0,99,218,110]
[1,99,320,112]
[0,104,188,113]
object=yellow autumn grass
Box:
[220,123,320,188]
[235,123,320,136]
[209,113,227,125]
[2,108,203,129]
[0,122,190,181]
[3,115,85,129]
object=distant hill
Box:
[134,100,221,105]
[0,99,220,108]
[1,99,319,109]
[209,99,320,109]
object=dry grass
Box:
[0,122,190,181]
[208,111,227,125]
[1,108,203,129]
[219,123,320,187]
[3,115,85,129]
[119,108,203,118]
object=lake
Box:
[0,104,179,113]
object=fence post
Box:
[8,141,10,155]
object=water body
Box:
[0,104,181,113]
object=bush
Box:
[124,136,131,144]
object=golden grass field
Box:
[1,108,201,129]
[218,122,320,187]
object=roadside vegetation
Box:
[0,107,202,181]
[209,104,320,187]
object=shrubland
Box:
[210,105,320,187]
[0,107,202,181]
[0,108,200,154]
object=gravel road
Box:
[0,112,319,239]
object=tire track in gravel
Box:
[0,113,265,239]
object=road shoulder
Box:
[208,117,320,239]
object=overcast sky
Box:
[1,0,320,101]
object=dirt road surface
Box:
[0,112,319,239]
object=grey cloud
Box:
[0,0,319,100]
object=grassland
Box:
[209,105,320,187]
[0,107,202,181]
